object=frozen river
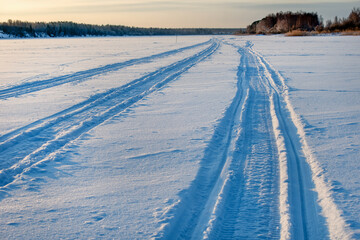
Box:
[0,35,359,239]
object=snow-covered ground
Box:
[0,35,359,239]
[247,35,360,239]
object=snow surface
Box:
[0,31,12,39]
[248,35,360,239]
[0,35,359,239]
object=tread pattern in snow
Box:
[0,40,211,100]
[156,41,332,240]
[0,39,219,190]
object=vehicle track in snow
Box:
[247,43,329,240]
[157,41,333,239]
[0,40,211,100]
[249,44,350,240]
[202,45,280,240]
[0,40,219,190]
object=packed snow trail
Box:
[202,45,280,240]
[0,40,211,100]
[248,44,352,240]
[157,41,335,239]
[0,40,219,190]
[156,41,280,240]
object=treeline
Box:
[320,8,360,32]
[0,20,237,38]
[246,8,360,34]
[247,11,319,34]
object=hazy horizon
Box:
[1,0,360,28]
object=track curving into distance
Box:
[0,39,219,190]
[0,37,348,239]
[0,40,211,100]
[156,41,332,240]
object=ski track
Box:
[0,40,211,100]
[156,40,349,240]
[0,39,219,191]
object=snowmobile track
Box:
[0,40,219,190]
[157,42,332,240]
[0,40,211,100]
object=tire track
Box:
[157,40,335,240]
[0,40,211,100]
[155,44,252,240]
[0,40,219,190]
[203,47,280,240]
[247,43,332,239]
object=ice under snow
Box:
[0,35,359,239]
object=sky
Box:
[1,0,359,28]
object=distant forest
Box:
[0,20,238,38]
[2,7,359,38]
[247,11,320,34]
[246,8,360,34]
[321,7,360,32]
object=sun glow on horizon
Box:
[1,0,359,28]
